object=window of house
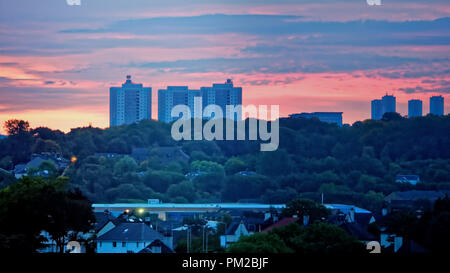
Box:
[122,242,126,247]
[136,242,140,248]
[113,242,117,247]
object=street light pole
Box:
[202,226,205,253]
[206,229,209,253]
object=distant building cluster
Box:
[289,112,343,126]
[158,79,242,122]
[110,76,242,126]
[13,152,69,179]
[158,86,202,123]
[371,94,445,120]
[109,76,446,127]
[371,94,396,120]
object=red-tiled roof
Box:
[262,217,298,233]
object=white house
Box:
[220,220,251,248]
[96,222,173,253]
[395,175,420,185]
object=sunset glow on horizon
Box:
[1,0,449,134]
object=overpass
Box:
[92,202,286,220]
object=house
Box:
[150,146,190,165]
[326,204,377,243]
[220,220,250,248]
[96,222,173,253]
[236,171,256,176]
[242,212,274,232]
[131,148,150,162]
[138,239,175,253]
[13,152,69,178]
[185,170,206,180]
[373,207,429,253]
[325,204,375,226]
[38,230,91,253]
[94,211,117,237]
[340,222,377,243]
[385,190,450,209]
[94,153,124,159]
[395,175,420,185]
[262,217,298,233]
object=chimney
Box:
[348,208,355,223]
[394,236,403,253]
[303,215,310,226]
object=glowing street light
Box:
[138,208,144,214]
[71,156,77,163]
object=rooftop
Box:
[324,204,372,214]
[97,222,164,242]
[262,217,298,233]
[93,203,286,210]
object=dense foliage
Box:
[227,222,365,254]
[1,114,449,212]
[0,176,95,253]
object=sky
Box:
[0,0,449,133]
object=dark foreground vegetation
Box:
[1,114,449,212]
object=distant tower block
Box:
[110,75,152,126]
[430,95,444,116]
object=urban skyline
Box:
[1,1,450,134]
[158,79,242,123]
[111,75,445,128]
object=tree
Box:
[282,199,329,222]
[0,176,94,253]
[228,222,365,254]
[190,160,225,177]
[227,233,293,253]
[167,181,197,202]
[222,174,273,201]
[44,188,95,253]
[256,149,292,177]
[31,138,62,154]
[0,168,15,189]
[287,222,365,254]
[0,156,13,170]
[4,119,30,135]
[38,160,59,177]
[113,156,138,176]
[382,112,403,121]
[141,170,185,193]
[385,211,418,237]
[224,157,247,175]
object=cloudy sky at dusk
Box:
[0,0,449,133]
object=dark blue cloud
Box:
[61,15,450,37]
[130,53,445,75]
[0,86,106,112]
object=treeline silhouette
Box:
[0,113,449,211]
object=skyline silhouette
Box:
[0,0,449,133]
